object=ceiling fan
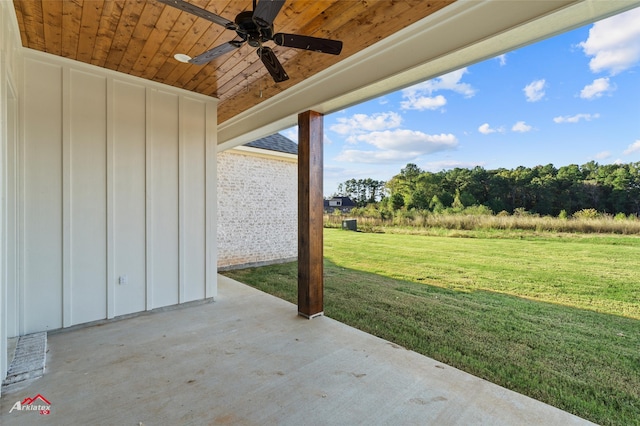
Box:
[157,0,344,83]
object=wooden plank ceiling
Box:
[13,0,454,124]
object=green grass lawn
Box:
[222,229,640,425]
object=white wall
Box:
[217,148,297,269]
[0,3,219,391]
[0,0,22,394]
[19,50,217,333]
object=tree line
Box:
[334,161,640,216]
[335,178,386,207]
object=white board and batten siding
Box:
[21,50,218,334]
[1,0,23,391]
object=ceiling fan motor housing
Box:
[235,10,273,47]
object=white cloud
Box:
[580,77,614,99]
[281,126,333,145]
[323,134,335,145]
[523,79,546,102]
[336,129,458,164]
[512,121,532,133]
[623,140,640,155]
[496,54,507,66]
[336,149,424,164]
[578,8,640,75]
[553,113,600,124]
[478,123,495,134]
[282,127,298,143]
[478,123,504,135]
[353,130,457,151]
[324,165,348,179]
[594,151,611,160]
[330,112,402,136]
[407,68,476,97]
[401,95,447,111]
[401,68,476,110]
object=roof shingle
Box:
[245,133,298,155]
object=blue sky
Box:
[281,7,640,196]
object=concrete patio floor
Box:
[1,275,594,425]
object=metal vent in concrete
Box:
[2,332,47,391]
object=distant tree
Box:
[451,189,465,211]
[334,177,386,207]
[390,192,405,210]
[400,163,422,180]
[429,195,444,213]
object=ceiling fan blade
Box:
[273,33,343,55]
[156,0,236,30]
[189,41,242,65]
[257,46,289,83]
[252,0,286,29]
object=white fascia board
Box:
[230,145,297,162]
[217,0,640,150]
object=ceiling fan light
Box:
[174,53,192,63]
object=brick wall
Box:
[217,148,297,270]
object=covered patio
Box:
[1,275,593,425]
[1,0,639,421]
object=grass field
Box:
[222,229,640,425]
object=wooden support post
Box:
[298,110,324,318]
